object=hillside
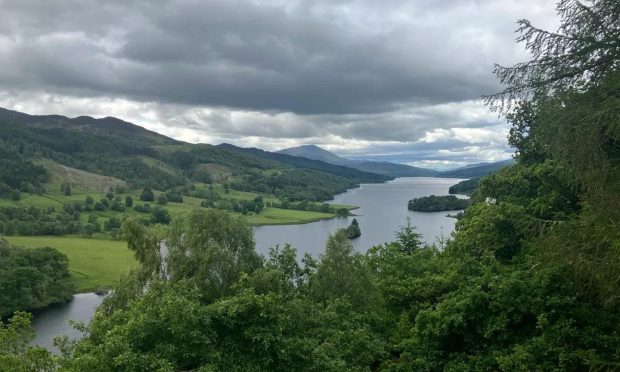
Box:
[278,144,438,177]
[437,159,514,178]
[0,107,176,146]
[0,107,388,204]
[276,144,351,165]
[277,144,511,178]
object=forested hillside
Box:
[2,0,620,370]
[0,109,388,200]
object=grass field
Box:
[4,236,136,293]
[247,207,337,225]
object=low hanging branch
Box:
[485,0,620,113]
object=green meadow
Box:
[4,236,135,293]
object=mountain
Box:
[277,144,514,179]
[437,159,515,178]
[218,144,389,183]
[277,145,438,177]
[276,144,351,166]
[0,107,389,202]
[0,107,176,146]
[353,161,437,177]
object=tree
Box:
[125,195,133,207]
[0,240,74,316]
[486,0,620,305]
[64,183,71,196]
[408,195,469,212]
[10,189,20,201]
[104,217,122,231]
[336,207,349,217]
[345,218,361,239]
[151,207,171,225]
[394,217,424,254]
[0,312,56,371]
[310,230,379,311]
[156,194,168,205]
[486,0,620,111]
[166,209,260,302]
[139,187,154,202]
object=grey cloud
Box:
[0,0,557,166]
[0,0,547,114]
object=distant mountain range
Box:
[438,159,515,178]
[277,144,513,179]
[277,145,438,177]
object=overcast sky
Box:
[0,0,558,169]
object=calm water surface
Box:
[32,177,463,351]
[31,293,105,352]
[254,177,464,257]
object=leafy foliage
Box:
[0,312,57,371]
[408,195,469,212]
[0,240,74,317]
[345,218,361,239]
[448,178,480,195]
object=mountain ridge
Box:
[277,144,513,178]
[0,106,389,202]
[277,144,438,177]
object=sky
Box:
[0,0,558,169]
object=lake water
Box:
[30,293,105,352]
[31,177,463,351]
[254,177,464,257]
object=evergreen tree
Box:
[139,187,155,202]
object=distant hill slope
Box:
[277,144,351,165]
[437,159,515,178]
[277,144,513,178]
[218,144,390,183]
[354,161,437,177]
[277,145,437,177]
[0,107,176,146]
[0,107,388,202]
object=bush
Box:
[110,202,125,212]
[157,194,168,205]
[140,187,155,202]
[165,192,183,203]
[134,204,152,213]
[151,207,171,224]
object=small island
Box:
[345,218,361,239]
[408,195,469,212]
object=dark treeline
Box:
[201,196,265,215]
[0,192,173,237]
[0,240,74,317]
[0,206,82,236]
[408,194,470,212]
[0,139,49,200]
[268,199,348,215]
[230,168,367,202]
[195,185,348,215]
[448,177,480,195]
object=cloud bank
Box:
[0,0,558,168]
